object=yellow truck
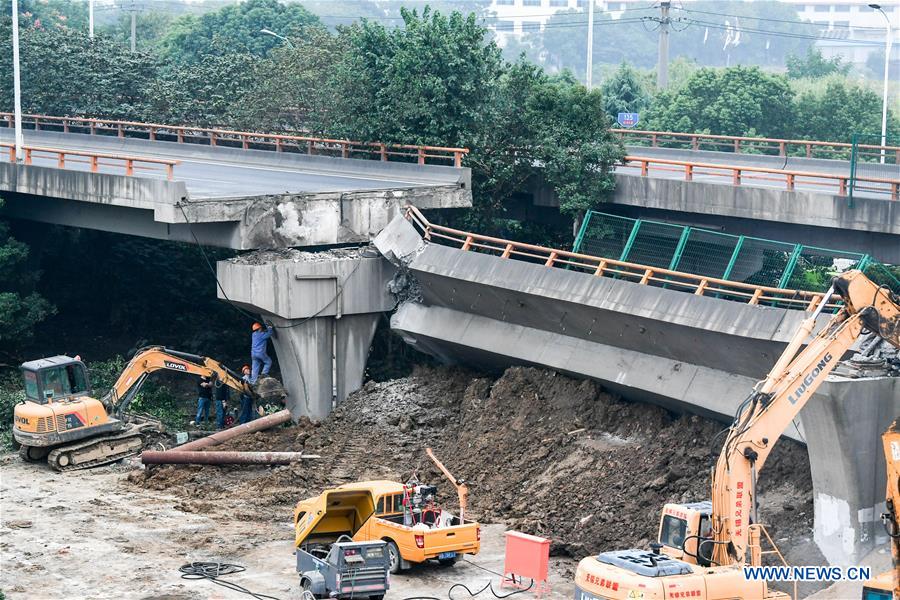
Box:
[293,450,480,574]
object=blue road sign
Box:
[617,112,640,128]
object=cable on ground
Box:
[403,559,535,600]
[178,561,283,600]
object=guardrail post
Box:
[379,144,387,161]
[90,155,99,172]
[640,160,648,177]
[90,121,96,136]
[501,244,513,259]
[694,279,708,296]
[786,173,795,191]
[651,133,658,147]
[892,182,899,201]
[640,269,654,285]
[733,169,741,186]
[734,139,741,153]
[341,142,349,159]
[57,153,65,169]
[166,164,174,180]
[275,138,282,152]
[125,159,134,176]
[308,140,314,156]
[684,164,693,181]
[461,235,474,251]
[779,142,786,156]
[545,251,558,267]
[34,118,41,131]
[805,143,811,158]
[839,178,847,196]
[210,132,217,147]
[177,129,184,144]
[748,289,763,305]
[242,135,249,150]
[691,136,699,151]
[117,123,124,138]
[418,147,425,165]
[24,148,32,165]
[63,119,69,134]
[594,259,607,276]
[454,151,462,168]
[149,127,156,141]
[7,147,14,162]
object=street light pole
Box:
[586,0,594,90]
[11,0,24,163]
[260,28,294,48]
[89,0,95,38]
[869,3,892,164]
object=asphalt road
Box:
[0,129,455,199]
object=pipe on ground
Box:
[141,450,319,465]
[173,409,292,452]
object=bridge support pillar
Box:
[216,248,395,420]
[803,375,900,566]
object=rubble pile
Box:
[130,365,817,562]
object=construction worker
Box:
[250,321,275,384]
[213,380,229,429]
[193,375,213,426]
[238,364,255,425]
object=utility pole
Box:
[657,1,671,90]
[89,0,94,38]
[586,0,594,89]
[11,0,24,163]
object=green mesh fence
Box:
[571,210,890,294]
[848,133,900,207]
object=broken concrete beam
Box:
[141,450,319,465]
[173,409,291,452]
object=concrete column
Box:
[803,375,900,565]
[270,316,334,421]
[335,314,380,406]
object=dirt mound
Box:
[128,365,815,562]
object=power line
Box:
[673,6,884,31]
[685,18,885,45]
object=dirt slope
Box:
[130,366,819,565]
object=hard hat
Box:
[252,322,263,331]
[242,364,251,371]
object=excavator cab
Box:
[22,356,92,404]
[658,501,714,567]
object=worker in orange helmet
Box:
[250,321,275,384]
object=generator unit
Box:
[294,489,389,599]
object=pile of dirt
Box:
[128,365,817,563]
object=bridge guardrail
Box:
[403,205,840,312]
[2,143,180,180]
[622,155,900,200]
[613,128,900,163]
[0,113,469,168]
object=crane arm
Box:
[103,346,251,417]
[710,271,900,566]
[426,447,469,522]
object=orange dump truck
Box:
[294,479,480,574]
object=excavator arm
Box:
[103,346,252,418]
[710,271,900,566]
[882,419,900,600]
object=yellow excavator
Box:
[574,270,900,600]
[862,419,900,600]
[13,346,275,471]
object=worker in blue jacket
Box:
[250,321,275,384]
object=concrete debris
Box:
[228,245,379,266]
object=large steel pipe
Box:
[173,409,292,452]
[141,450,319,465]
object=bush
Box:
[88,357,185,431]
[0,375,25,450]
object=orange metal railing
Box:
[621,155,900,200]
[612,128,900,162]
[403,205,840,312]
[0,113,470,168]
[2,143,179,180]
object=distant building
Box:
[486,0,898,68]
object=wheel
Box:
[438,555,458,567]
[299,577,320,599]
[18,445,49,462]
[386,540,402,574]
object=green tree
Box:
[645,66,797,138]
[786,47,851,79]
[159,0,320,63]
[0,201,54,357]
[323,7,503,146]
[794,77,898,143]
[600,62,650,121]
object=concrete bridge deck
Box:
[0,129,471,249]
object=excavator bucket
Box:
[253,376,287,402]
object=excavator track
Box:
[46,427,146,472]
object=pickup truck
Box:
[296,480,480,574]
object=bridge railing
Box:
[612,128,900,163]
[622,155,899,200]
[1,142,179,180]
[0,113,469,168]
[403,205,840,312]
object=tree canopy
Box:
[786,47,851,79]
